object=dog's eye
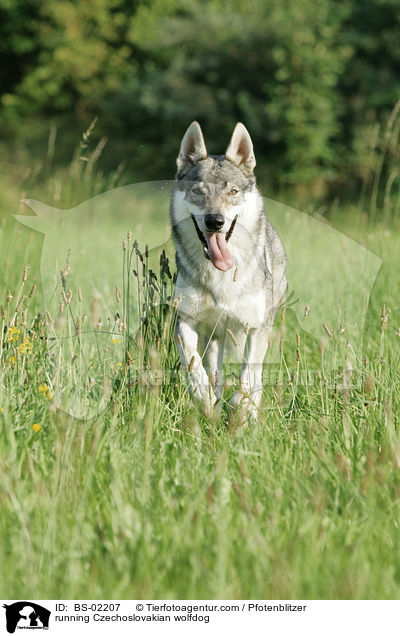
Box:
[229,188,239,195]
[192,187,203,195]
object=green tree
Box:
[1,0,135,123]
[104,0,349,183]
[0,0,399,198]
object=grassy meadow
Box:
[1,132,400,600]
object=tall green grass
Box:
[1,121,400,599]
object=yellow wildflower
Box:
[9,356,15,365]
[8,326,21,343]
[19,336,32,355]
[111,338,121,345]
[38,383,52,400]
[32,424,42,433]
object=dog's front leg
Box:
[175,316,216,416]
[229,326,270,424]
[203,337,224,411]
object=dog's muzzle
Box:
[191,214,238,261]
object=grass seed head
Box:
[15,295,26,313]
[60,266,69,286]
[381,304,390,330]
[296,332,301,361]
[323,322,333,338]
[227,328,238,347]
[364,373,375,395]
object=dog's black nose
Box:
[204,214,225,231]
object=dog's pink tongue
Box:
[205,232,233,271]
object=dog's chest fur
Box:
[171,188,275,332]
[175,267,270,333]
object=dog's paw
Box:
[193,393,222,421]
[227,391,259,430]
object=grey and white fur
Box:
[170,121,287,422]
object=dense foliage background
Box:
[0,0,399,200]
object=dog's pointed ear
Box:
[177,121,207,173]
[225,123,256,173]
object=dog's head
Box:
[174,121,258,271]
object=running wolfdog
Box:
[170,121,287,422]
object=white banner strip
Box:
[1,600,398,635]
